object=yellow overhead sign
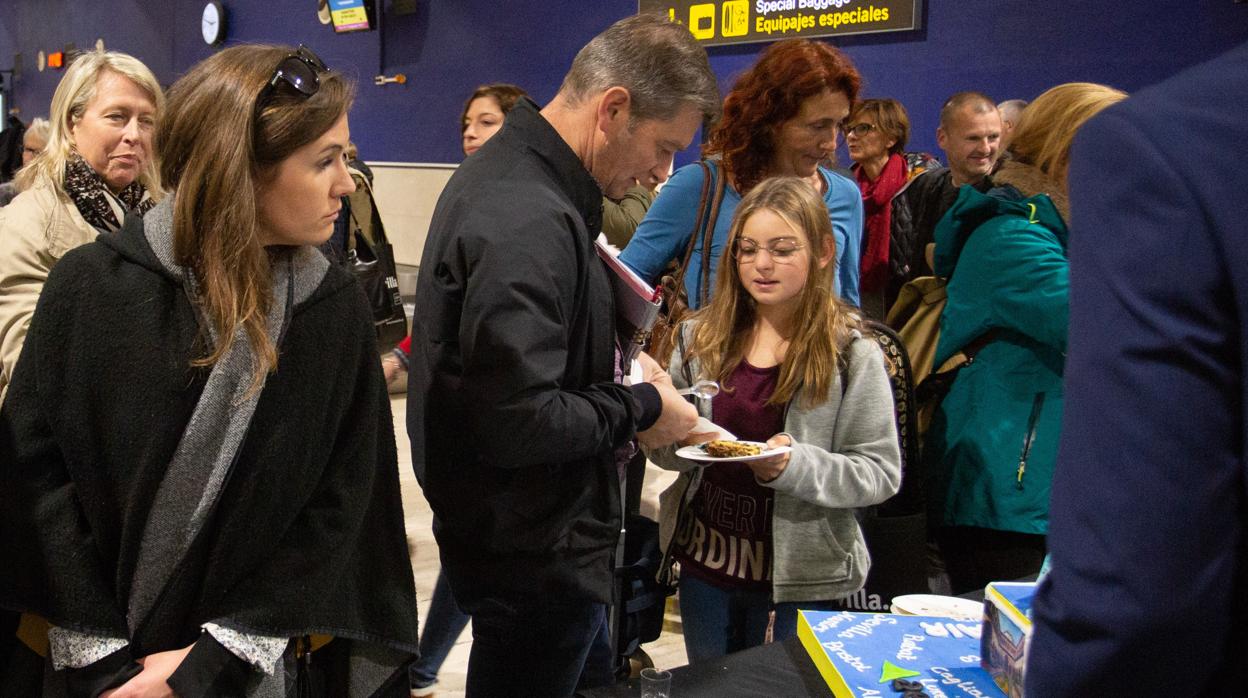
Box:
[639,0,922,46]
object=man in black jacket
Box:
[888,93,1001,304]
[408,14,718,696]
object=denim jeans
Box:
[464,596,612,697]
[408,570,471,689]
[678,574,841,663]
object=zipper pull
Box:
[1016,460,1026,490]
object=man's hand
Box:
[101,644,194,698]
[637,380,698,450]
[635,351,668,384]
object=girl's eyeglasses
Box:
[733,238,805,265]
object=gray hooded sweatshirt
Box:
[647,324,902,604]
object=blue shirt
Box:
[619,161,862,308]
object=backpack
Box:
[886,268,994,455]
[886,276,947,386]
[834,320,929,611]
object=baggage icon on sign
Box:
[722,0,749,37]
[689,3,716,39]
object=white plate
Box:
[890,594,983,620]
[676,441,791,463]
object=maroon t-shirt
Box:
[674,360,785,591]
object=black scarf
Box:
[63,153,155,232]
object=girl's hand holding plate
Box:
[749,434,793,482]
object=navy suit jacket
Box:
[1028,42,1248,694]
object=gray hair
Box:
[939,91,997,129]
[997,99,1028,126]
[24,117,50,144]
[559,13,721,124]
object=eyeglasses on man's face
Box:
[839,122,877,138]
[733,237,805,264]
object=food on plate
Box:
[703,440,762,458]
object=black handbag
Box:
[344,179,408,352]
[615,514,670,655]
[647,160,726,369]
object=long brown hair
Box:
[688,177,858,408]
[705,40,860,195]
[157,45,354,386]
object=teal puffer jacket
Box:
[926,184,1069,535]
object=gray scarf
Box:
[127,198,329,640]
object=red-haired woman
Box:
[620,39,864,308]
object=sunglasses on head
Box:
[256,45,328,116]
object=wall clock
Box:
[202,1,225,46]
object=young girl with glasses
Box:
[0,45,417,696]
[644,176,901,662]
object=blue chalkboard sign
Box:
[798,610,1007,697]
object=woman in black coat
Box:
[0,44,418,697]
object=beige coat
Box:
[0,180,98,405]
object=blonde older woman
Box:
[0,51,162,404]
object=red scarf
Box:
[854,152,908,293]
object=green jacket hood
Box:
[933,185,1068,278]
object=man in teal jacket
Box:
[925,180,1068,595]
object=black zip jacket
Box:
[407,98,660,608]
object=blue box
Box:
[980,582,1036,698]
[798,610,1006,697]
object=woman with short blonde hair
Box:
[1007,82,1129,198]
[17,51,163,194]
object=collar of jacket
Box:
[99,197,330,304]
[496,97,604,236]
[932,167,1069,278]
[991,159,1070,221]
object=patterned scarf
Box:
[63,153,155,232]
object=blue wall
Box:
[2,1,1246,166]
